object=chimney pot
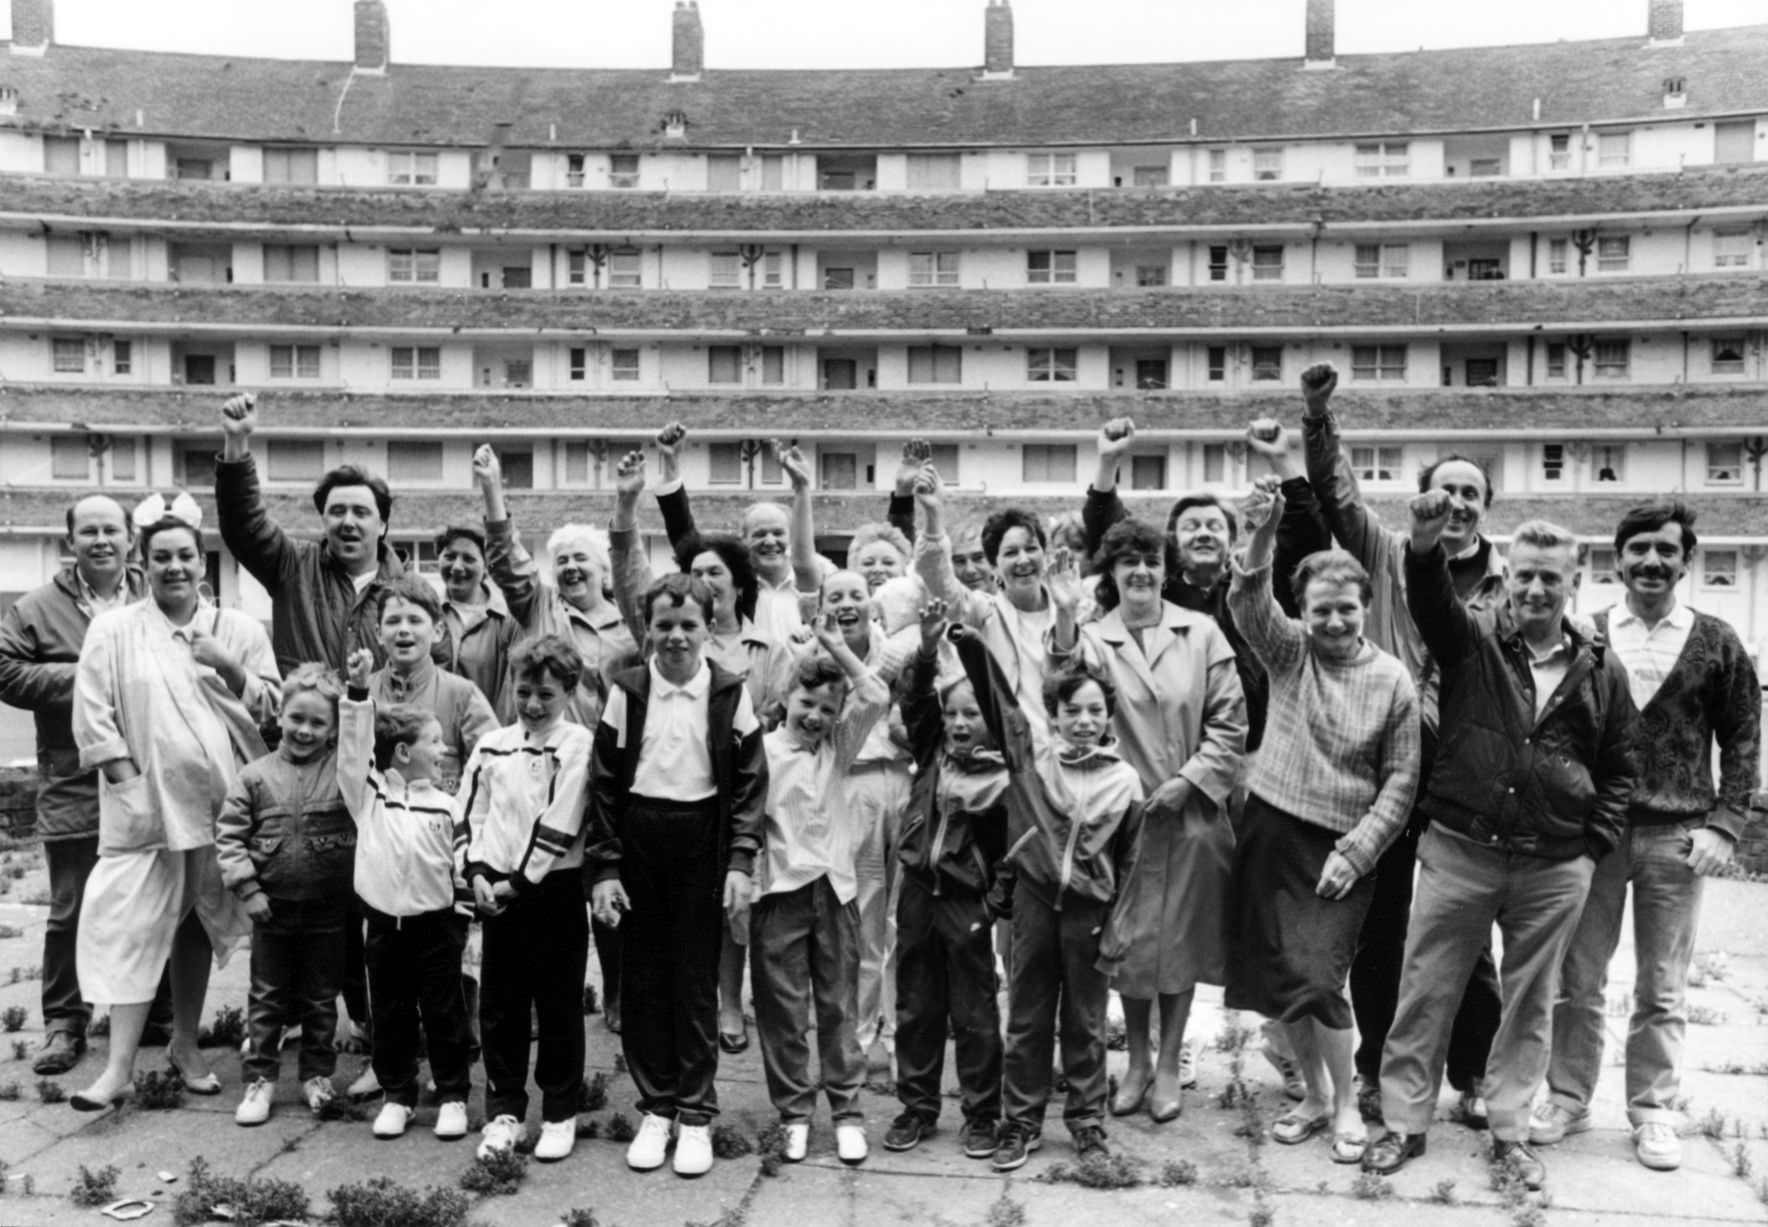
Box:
[984,0,1014,78]
[9,0,53,54]
[672,0,704,81]
[354,0,389,72]
[1304,0,1335,64]
[1648,0,1684,43]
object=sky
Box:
[2,0,1764,69]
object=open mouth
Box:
[834,608,863,625]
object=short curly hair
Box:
[674,532,759,624]
[510,633,584,693]
[1091,518,1178,612]
[981,508,1047,566]
[1041,660,1117,721]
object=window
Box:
[112,340,132,375]
[906,153,960,190]
[1252,148,1283,181]
[111,437,136,481]
[1596,236,1631,272]
[1135,264,1167,287]
[611,348,641,382]
[759,155,784,190]
[1131,165,1169,188]
[1703,549,1738,588]
[608,248,642,289]
[1130,454,1167,491]
[1545,342,1567,378]
[390,346,442,381]
[263,244,319,283]
[499,266,531,290]
[1027,152,1078,187]
[706,154,741,192]
[1469,157,1502,178]
[1592,445,1626,482]
[1588,547,1617,580]
[1206,345,1227,382]
[609,154,639,189]
[1202,444,1227,483]
[760,252,785,289]
[708,346,742,384]
[172,156,215,181]
[1351,446,1403,482]
[388,248,441,284]
[1597,131,1631,169]
[1351,344,1407,381]
[268,344,321,379]
[708,442,743,485]
[52,337,85,373]
[44,136,80,175]
[1207,246,1229,282]
[709,252,741,289]
[387,441,444,483]
[1134,359,1168,390]
[1354,142,1409,178]
[1547,239,1568,275]
[563,442,591,484]
[1207,149,1226,183]
[1549,133,1572,171]
[568,347,587,382]
[1021,444,1077,483]
[1250,346,1282,381]
[1712,336,1746,375]
[104,139,128,177]
[1707,442,1744,484]
[1593,340,1630,379]
[1353,244,1410,279]
[267,439,324,480]
[1713,230,1752,269]
[262,148,318,185]
[929,444,960,485]
[1542,443,1565,481]
[566,153,585,188]
[757,346,785,386]
[907,345,962,384]
[387,150,438,186]
[1250,246,1284,282]
[1027,347,1078,383]
[1027,250,1078,284]
[567,250,587,286]
[909,252,960,287]
[51,436,90,480]
[499,449,533,489]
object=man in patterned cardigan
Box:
[1532,501,1761,1172]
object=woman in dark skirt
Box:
[1224,478,1421,1165]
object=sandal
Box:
[1271,1110,1331,1145]
[1330,1132,1369,1164]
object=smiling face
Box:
[646,595,710,684]
[67,497,130,590]
[941,680,995,759]
[321,483,385,575]
[146,525,204,615]
[397,717,447,782]
[951,532,995,593]
[1302,578,1367,662]
[820,570,872,644]
[1426,459,1489,555]
[784,679,845,748]
[1617,523,1689,605]
[437,536,486,604]
[1111,549,1165,611]
[551,538,605,611]
[851,541,907,593]
[513,667,571,735]
[1505,542,1579,642]
[688,550,738,623]
[378,596,436,671]
[1173,505,1231,576]
[1053,679,1110,750]
[743,505,791,578]
[279,691,336,764]
[995,526,1046,599]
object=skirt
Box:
[76,846,249,1007]
[1222,792,1373,1029]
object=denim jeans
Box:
[244,895,348,1083]
[1547,820,1704,1126]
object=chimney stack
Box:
[9,0,53,55]
[354,0,389,72]
[672,1,703,81]
[1648,0,1684,43]
[984,0,1014,78]
[1304,0,1335,65]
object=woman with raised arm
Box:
[432,524,520,720]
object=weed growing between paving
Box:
[604,1111,635,1142]
[711,1124,754,1159]
[172,1157,310,1227]
[1159,1159,1199,1187]
[34,1077,64,1103]
[986,1194,1027,1227]
[458,1149,528,1195]
[561,1210,606,1227]
[68,1164,120,1208]
[0,1081,19,1100]
[1040,1152,1146,1188]
[1734,1143,1754,1179]
[9,1040,25,1060]
[1431,1178,1459,1204]
[580,1070,609,1112]
[133,1067,186,1110]
[0,1006,25,1032]
[1351,1171,1394,1200]
[314,1093,368,1123]
[326,1176,470,1227]
[755,1123,788,1177]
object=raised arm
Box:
[951,627,1032,771]
[214,393,302,593]
[1224,479,1306,677]
[1400,491,1478,669]
[337,649,378,820]
[651,422,699,550]
[1081,418,1136,557]
[888,439,931,542]
[911,465,988,627]
[607,450,659,643]
[902,599,949,769]
[809,612,891,771]
[475,445,539,628]
[779,442,822,595]
[1246,418,1333,618]
[1297,364,1390,570]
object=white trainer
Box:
[1634,1122,1683,1171]
[433,1100,469,1139]
[673,1123,713,1177]
[836,1123,869,1165]
[303,1076,336,1114]
[627,1113,673,1171]
[783,1122,810,1163]
[535,1118,577,1163]
[372,1101,413,1139]
[234,1078,273,1126]
[477,1113,524,1160]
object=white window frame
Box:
[1713,230,1752,269]
[1593,340,1631,379]
[263,244,319,284]
[1350,445,1403,483]
[1542,443,1565,481]
[1711,336,1747,375]
[708,441,744,486]
[1250,245,1284,282]
[708,252,741,290]
[1027,152,1078,188]
[1354,142,1410,178]
[1703,549,1739,589]
[387,441,444,483]
[905,153,961,190]
[1545,342,1567,379]
[1591,444,1627,482]
[609,154,640,189]
[112,340,133,375]
[1027,347,1079,383]
[1026,250,1078,285]
[608,248,642,289]
[1249,346,1283,381]
[388,248,441,284]
[1547,238,1568,275]
[1597,131,1632,169]
[1350,344,1407,381]
[908,251,960,288]
[51,337,86,373]
[1706,442,1744,484]
[387,150,438,186]
[707,345,742,385]
[1252,148,1283,181]
[1207,149,1227,183]
[1021,444,1078,483]
[51,435,91,481]
[268,344,321,380]
[390,346,442,381]
[1596,236,1631,273]
[1353,243,1409,279]
[907,344,962,385]
[1588,547,1617,580]
[1548,133,1572,171]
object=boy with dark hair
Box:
[369,575,498,795]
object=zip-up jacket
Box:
[897,645,1009,901]
[0,565,145,840]
[1405,542,1638,861]
[454,720,593,894]
[215,749,355,902]
[583,661,768,887]
[954,630,1143,909]
[368,660,499,795]
[339,692,472,917]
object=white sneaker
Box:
[477,1113,524,1160]
[372,1101,413,1139]
[434,1100,469,1139]
[1634,1121,1682,1171]
[783,1122,810,1163]
[1528,1101,1592,1146]
[673,1123,713,1177]
[234,1078,273,1126]
[836,1123,868,1165]
[535,1119,577,1163]
[627,1113,673,1171]
[347,1064,381,1101]
[303,1076,336,1114]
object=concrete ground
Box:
[0,843,1763,1227]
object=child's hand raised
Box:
[1046,547,1085,613]
[918,597,948,651]
[812,609,846,655]
[345,648,374,691]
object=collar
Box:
[650,658,711,700]
[380,657,437,698]
[149,597,212,638]
[943,747,1007,774]
[74,568,129,609]
[563,597,624,631]
[1523,633,1572,666]
[1095,601,1204,643]
[1611,601,1693,632]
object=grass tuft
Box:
[69,1164,120,1208]
[458,1148,527,1196]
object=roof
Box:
[6,166,1768,235]
[5,384,1765,436]
[1,26,1766,148]
[6,277,1765,337]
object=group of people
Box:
[0,365,1755,1188]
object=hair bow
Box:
[133,490,203,532]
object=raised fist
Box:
[896,438,933,495]
[471,444,501,489]
[1097,417,1137,459]
[1243,418,1290,458]
[1300,363,1338,412]
[655,422,687,457]
[219,393,258,437]
[345,648,374,691]
[614,450,647,497]
[1239,475,1286,532]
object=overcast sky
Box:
[4,0,1763,68]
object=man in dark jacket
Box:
[0,495,169,1074]
[1365,498,1637,1190]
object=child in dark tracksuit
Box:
[216,664,355,1126]
[952,630,1144,1173]
[585,574,768,1179]
[885,615,1010,1160]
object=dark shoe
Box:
[1356,1077,1384,1124]
[1491,1139,1546,1190]
[1362,1130,1426,1176]
[960,1118,999,1160]
[1453,1090,1490,1131]
[991,1123,1042,1172]
[32,1032,85,1077]
[1071,1124,1109,1159]
[718,1022,750,1054]
[883,1111,932,1153]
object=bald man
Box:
[0,495,170,1074]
